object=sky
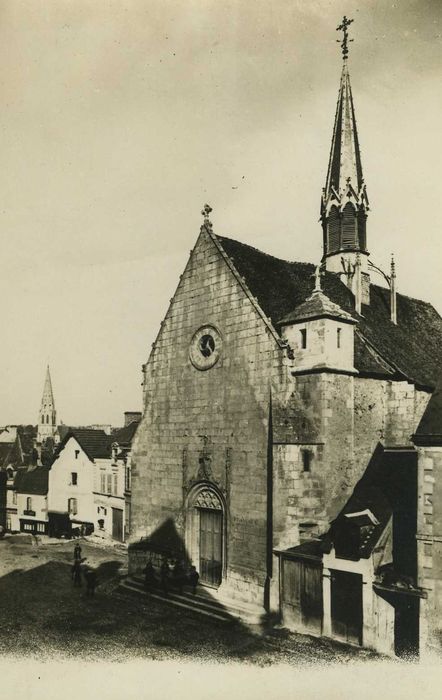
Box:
[0,0,441,427]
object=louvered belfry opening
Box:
[327,205,341,254]
[358,210,367,251]
[341,202,357,249]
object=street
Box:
[0,534,381,664]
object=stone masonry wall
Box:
[354,378,430,478]
[130,228,287,604]
[416,446,442,656]
[273,372,355,546]
[273,375,430,550]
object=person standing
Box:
[72,559,82,587]
[144,560,156,591]
[172,560,185,594]
[160,558,170,597]
[74,542,82,561]
[189,565,199,595]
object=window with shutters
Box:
[112,474,118,496]
[327,206,340,253]
[125,465,131,492]
[342,202,356,249]
[100,474,106,493]
[107,474,112,495]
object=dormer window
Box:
[300,329,307,349]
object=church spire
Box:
[321,17,370,304]
[37,365,57,443]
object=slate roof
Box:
[217,235,442,388]
[0,425,37,471]
[54,428,112,462]
[0,443,14,468]
[279,289,356,326]
[14,466,49,495]
[112,420,140,447]
[413,378,442,446]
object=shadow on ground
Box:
[0,538,381,665]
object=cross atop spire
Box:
[336,15,354,61]
[201,203,213,230]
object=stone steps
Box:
[119,576,264,625]
[119,578,238,624]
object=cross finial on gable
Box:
[201,203,213,229]
[312,265,323,292]
[336,15,354,60]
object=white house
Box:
[48,422,138,542]
[48,428,110,537]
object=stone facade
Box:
[130,224,432,616]
[131,227,285,603]
[416,446,442,656]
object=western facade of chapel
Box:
[129,21,442,658]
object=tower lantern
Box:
[321,17,370,306]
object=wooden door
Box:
[302,562,323,633]
[112,507,123,542]
[199,509,222,587]
[281,559,323,634]
[331,570,363,645]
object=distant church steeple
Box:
[37,365,57,443]
[321,17,370,305]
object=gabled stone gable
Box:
[130,228,288,598]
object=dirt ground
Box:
[0,534,381,665]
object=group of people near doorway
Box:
[144,557,199,597]
[71,542,98,596]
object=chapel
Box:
[129,18,442,658]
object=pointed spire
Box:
[41,365,55,410]
[37,365,57,443]
[321,17,369,266]
[324,60,365,202]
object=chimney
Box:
[124,411,142,427]
[390,254,397,325]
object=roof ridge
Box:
[216,235,315,269]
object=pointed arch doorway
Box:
[186,484,225,588]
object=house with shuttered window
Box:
[48,422,138,542]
